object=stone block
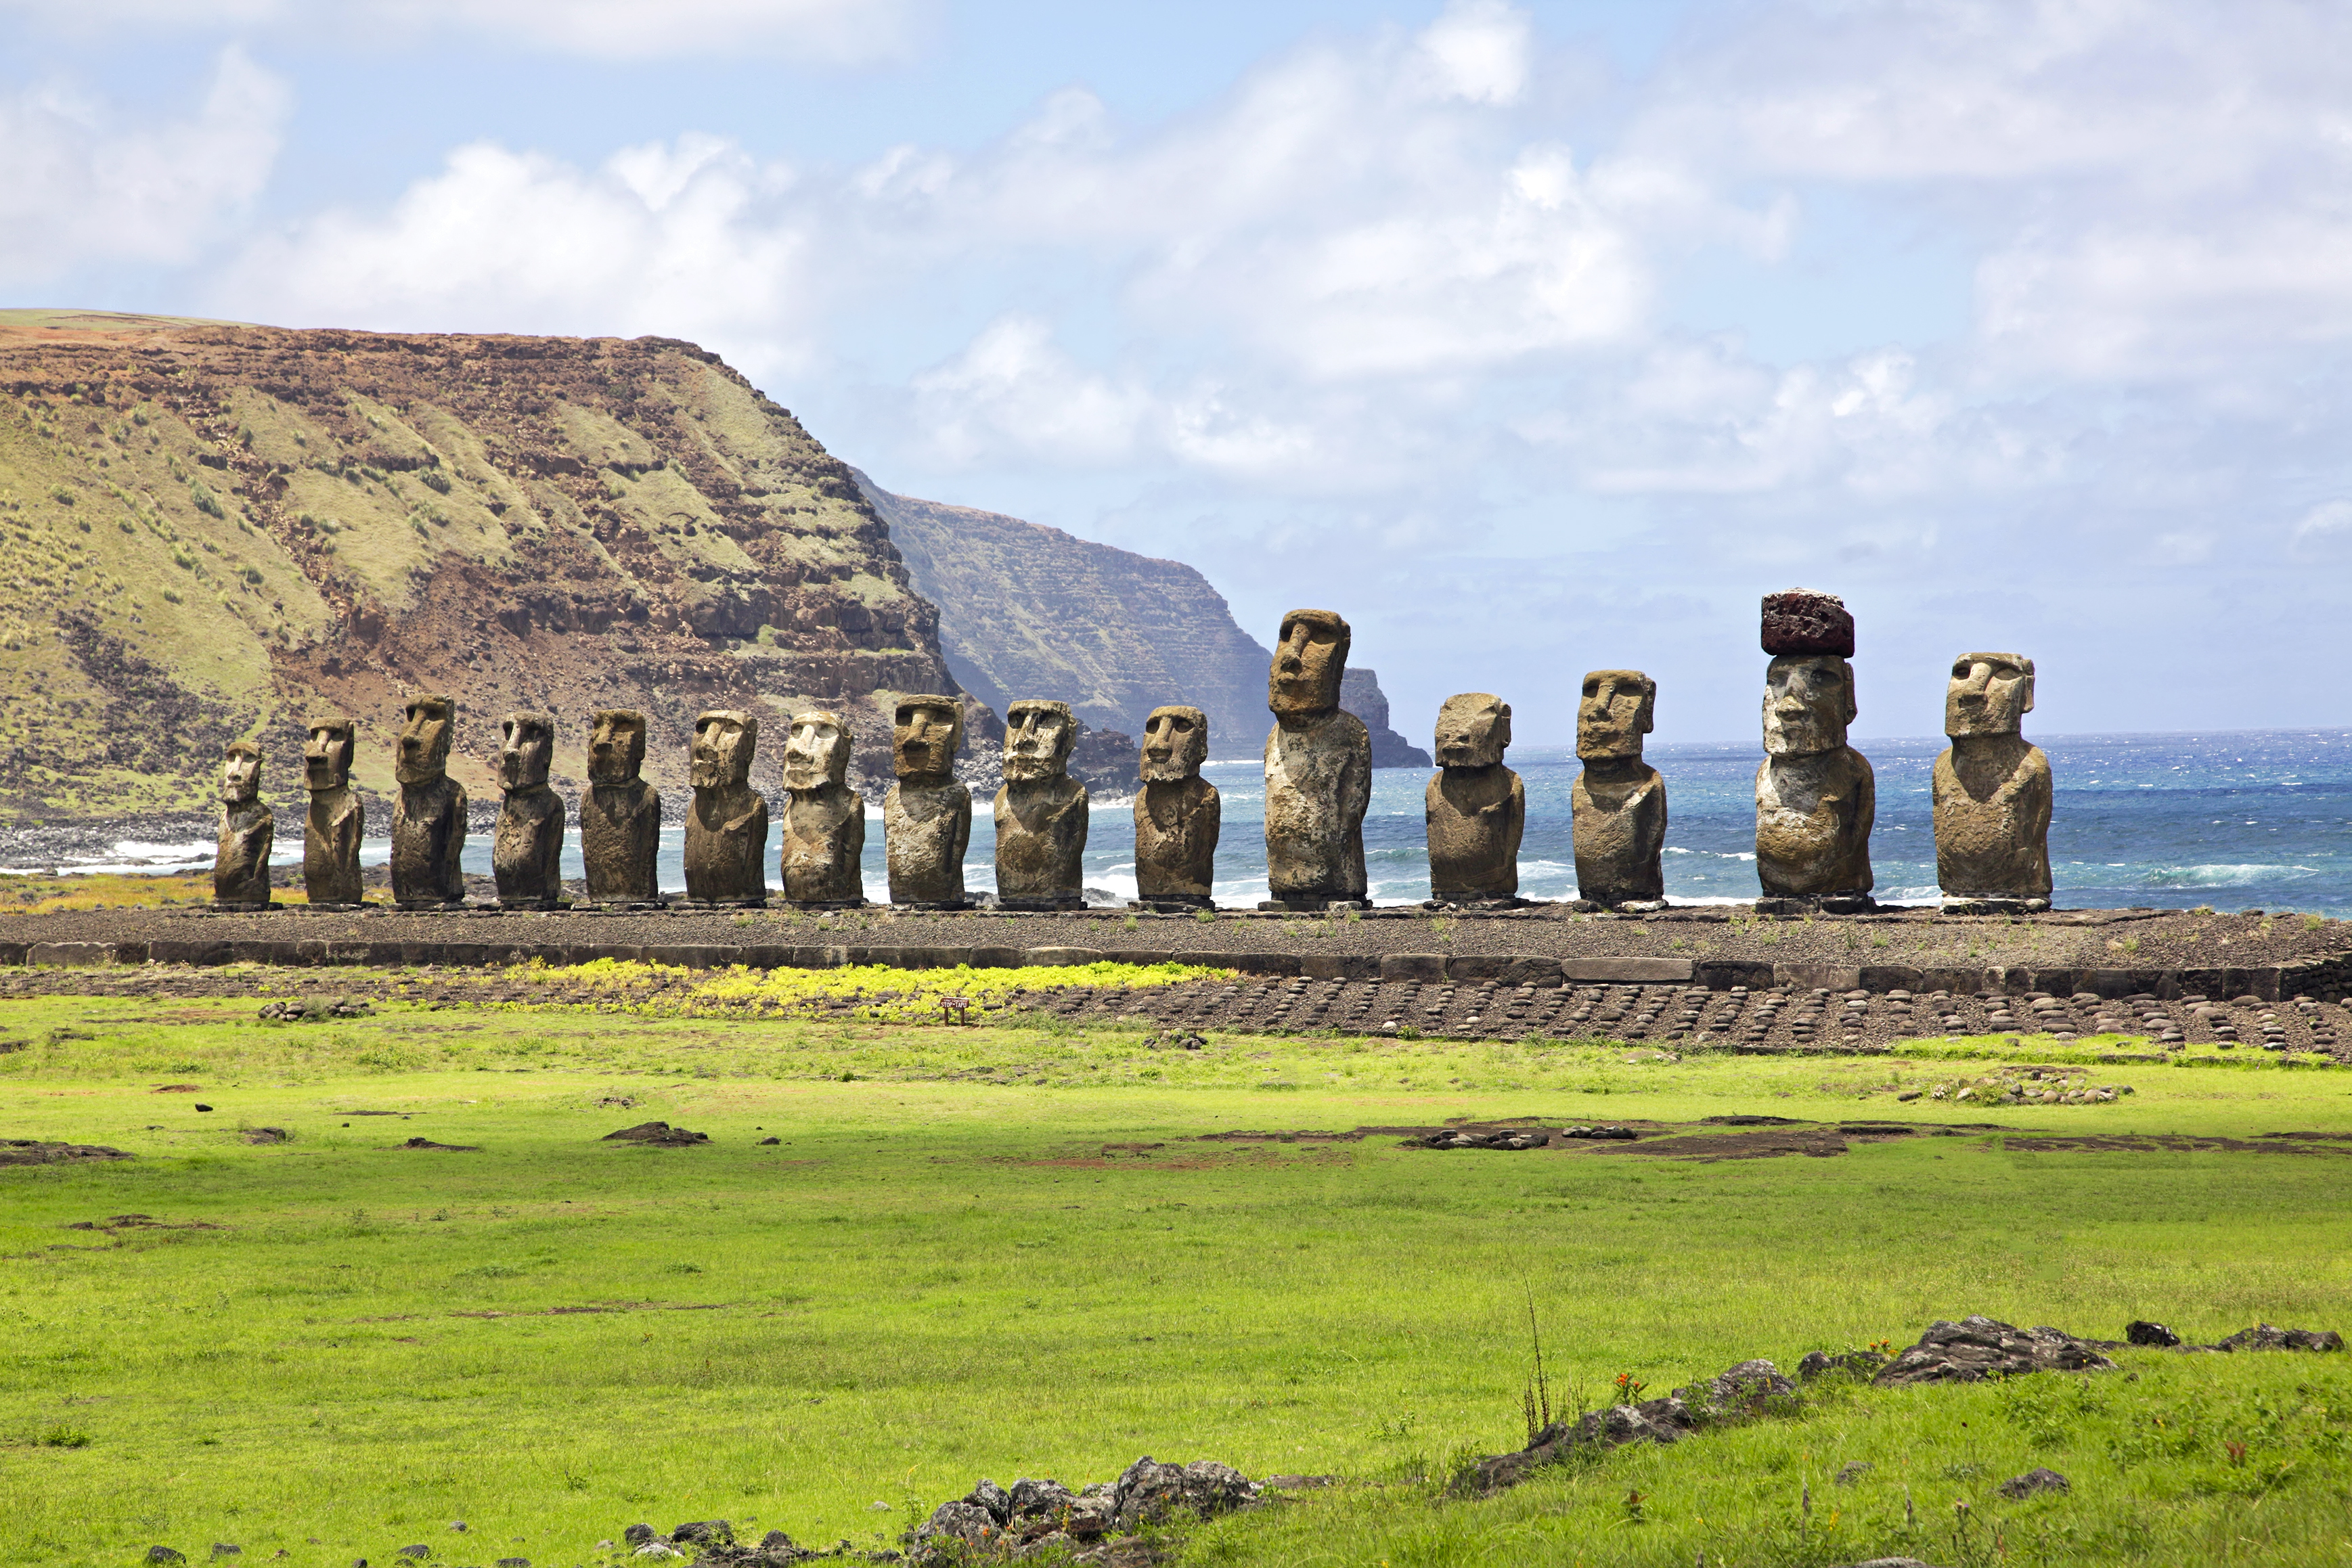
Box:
[969,947,1025,969]
[1445,954,1513,981]
[1500,956,1565,987]
[1695,958,1774,990]
[1914,966,1991,995]
[1774,962,1860,992]
[1301,953,1381,981]
[0,941,28,966]
[149,939,230,966]
[1382,953,1448,982]
[1234,952,1300,976]
[30,942,116,967]
[1111,949,1174,968]
[1858,964,1922,991]
[1026,947,1107,967]
[1565,957,1694,983]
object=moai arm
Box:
[442,781,470,901]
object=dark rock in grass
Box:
[912,1499,997,1551]
[1873,1317,2116,1386]
[758,1136,781,1145]
[396,1549,430,1562]
[1838,1559,1942,1567]
[670,1520,732,1544]
[1407,1128,1551,1150]
[195,1104,215,1113]
[622,1525,657,1546]
[1113,1456,1259,1529]
[2125,1320,2181,1347]
[1997,1466,2070,1500]
[1008,1477,1075,1519]
[242,1127,290,1145]
[1681,1358,1798,1412]
[1834,1460,1872,1485]
[2214,1323,2345,1353]
[601,1121,710,1146]
[398,1136,482,1152]
[210,1547,241,1558]
[146,1549,186,1565]
[760,1531,798,1552]
[1799,1349,1890,1382]
[0,1139,133,1166]
[964,1478,1011,1524]
[496,1559,530,1567]
[1469,1397,1698,1492]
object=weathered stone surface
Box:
[1934,652,2052,903]
[1997,1467,2070,1500]
[1572,669,1666,908]
[601,1121,709,1146]
[1872,1316,2117,1385]
[2214,1323,2345,1353]
[885,695,971,906]
[390,694,467,909]
[1426,693,1524,903]
[582,710,661,904]
[1760,587,1855,657]
[994,699,1088,908]
[213,742,273,907]
[1113,1456,1259,1529]
[1264,610,1370,905]
[1756,654,1874,899]
[1797,1348,1890,1381]
[1135,704,1220,905]
[2125,1320,2181,1347]
[1467,1397,1698,1492]
[302,717,364,906]
[911,1501,996,1552]
[684,710,768,905]
[778,710,865,905]
[492,712,566,908]
[1679,1358,1798,1412]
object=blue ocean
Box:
[16,730,2352,918]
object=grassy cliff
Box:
[0,310,965,819]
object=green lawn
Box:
[3,993,2350,1567]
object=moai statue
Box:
[391,693,468,909]
[1425,694,1524,906]
[212,741,274,908]
[1572,670,1667,910]
[491,711,567,909]
[683,709,767,905]
[1133,705,1219,910]
[1754,591,1874,910]
[778,710,866,906]
[1261,608,1371,910]
[1934,652,2052,912]
[883,694,971,908]
[994,698,1088,910]
[302,717,365,907]
[581,709,661,905]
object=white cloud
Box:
[910,316,1149,467]
[0,48,287,288]
[0,0,925,62]
[2292,499,2352,558]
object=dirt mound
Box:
[601,1121,710,1146]
[1,1138,132,1166]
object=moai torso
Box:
[994,699,1088,904]
[778,711,866,905]
[214,744,274,907]
[885,780,971,904]
[1134,705,1218,904]
[1265,711,1371,900]
[581,710,660,903]
[684,709,767,905]
[1425,693,1522,902]
[1933,653,2052,901]
[1571,670,1666,907]
[303,720,365,905]
[391,695,467,908]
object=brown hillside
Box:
[0,311,979,818]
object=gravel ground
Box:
[4,902,2347,971]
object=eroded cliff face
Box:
[858,473,1430,769]
[0,311,970,816]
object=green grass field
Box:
[4,990,2351,1567]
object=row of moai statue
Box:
[210,591,2051,914]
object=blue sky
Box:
[7,0,2351,747]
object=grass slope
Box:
[2,998,2349,1567]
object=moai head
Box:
[1434,693,1511,769]
[1003,699,1075,782]
[498,711,555,793]
[1762,654,1856,757]
[1578,669,1656,761]
[782,710,853,792]
[395,694,456,786]
[1140,705,1208,783]
[892,695,963,782]
[588,709,648,786]
[690,710,757,790]
[221,741,262,804]
[1268,608,1350,718]
[304,718,355,792]
[1945,652,2035,738]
